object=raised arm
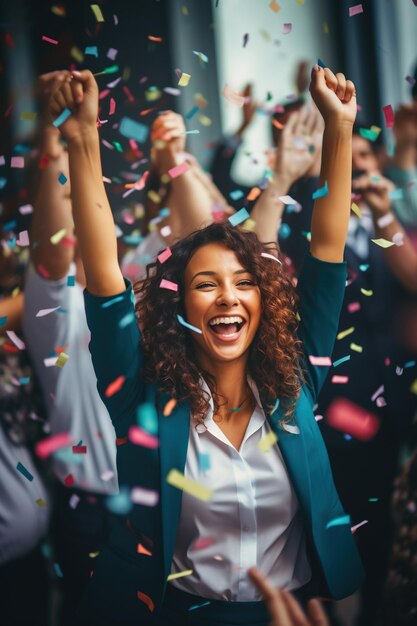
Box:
[31,72,74,279]
[353,172,417,293]
[49,70,124,296]
[251,105,323,243]
[309,67,357,262]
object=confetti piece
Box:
[52,108,71,128]
[351,520,368,533]
[35,433,72,458]
[258,430,278,453]
[228,207,250,226]
[118,312,135,329]
[337,327,354,340]
[359,127,380,142]
[383,105,395,128]
[160,225,172,238]
[137,544,152,556]
[160,278,178,292]
[50,228,67,245]
[279,195,297,205]
[222,84,246,107]
[283,23,292,34]
[168,161,190,179]
[163,398,177,416]
[58,173,67,185]
[17,230,30,247]
[67,275,75,286]
[105,375,126,397]
[101,296,124,308]
[312,181,328,199]
[309,355,332,366]
[20,111,37,121]
[90,3,104,21]
[331,375,349,384]
[107,47,118,60]
[193,50,208,63]
[85,45,98,57]
[351,202,362,218]
[230,189,244,201]
[360,288,373,296]
[371,238,395,248]
[349,3,365,17]
[131,486,159,506]
[167,469,212,501]
[106,488,132,514]
[0,316,8,326]
[281,423,300,435]
[19,204,33,215]
[326,398,380,440]
[269,0,280,11]
[247,187,261,201]
[350,342,363,353]
[44,356,58,367]
[54,563,64,577]
[42,35,58,45]
[177,314,202,334]
[119,117,149,143]
[56,352,69,368]
[167,569,193,582]
[326,514,351,529]
[148,35,163,42]
[109,98,116,115]
[51,5,66,16]
[243,33,249,47]
[178,72,191,87]
[388,188,404,200]
[6,330,25,350]
[64,474,75,486]
[157,248,172,264]
[16,462,34,481]
[410,379,417,395]
[72,445,87,454]
[261,252,282,264]
[11,156,24,168]
[333,355,351,367]
[100,470,115,482]
[129,426,159,449]
[137,591,155,613]
[36,498,47,507]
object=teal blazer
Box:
[80,253,364,625]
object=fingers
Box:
[307,599,329,626]
[280,590,310,626]
[247,568,293,626]
[334,73,347,101]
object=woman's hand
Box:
[352,173,395,217]
[309,66,356,126]
[49,69,99,143]
[151,111,187,174]
[248,568,328,626]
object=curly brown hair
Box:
[134,222,304,423]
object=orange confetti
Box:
[247,187,261,201]
[148,35,162,42]
[105,375,126,398]
[163,398,177,416]
[272,118,284,130]
[137,543,153,556]
[137,591,155,613]
[140,108,156,116]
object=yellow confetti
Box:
[194,93,208,109]
[337,327,355,340]
[371,238,395,249]
[167,569,193,581]
[123,67,131,81]
[198,114,212,126]
[36,498,47,507]
[360,288,373,297]
[160,173,170,185]
[70,46,84,63]
[20,111,37,121]
[147,190,161,203]
[56,352,69,368]
[181,6,189,16]
[296,0,305,3]
[241,219,256,232]
[269,0,280,12]
[410,379,417,395]
[88,551,100,558]
[145,88,162,102]
[90,4,104,22]
[258,431,278,453]
[350,342,363,353]
[12,287,21,298]
[166,469,212,501]
[370,125,381,137]
[50,228,67,245]
[351,202,362,218]
[323,21,329,34]
[178,72,191,87]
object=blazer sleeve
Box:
[296,253,346,403]
[83,279,144,424]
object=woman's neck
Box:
[203,359,251,421]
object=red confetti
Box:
[148,35,163,42]
[2,343,19,353]
[326,398,380,441]
[105,375,126,398]
[383,104,395,128]
[64,473,75,486]
[137,543,153,556]
[36,433,72,459]
[140,108,156,116]
[137,591,155,613]
[72,445,87,454]
[116,436,128,446]
[42,35,59,45]
[39,155,50,170]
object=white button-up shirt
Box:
[170,380,311,600]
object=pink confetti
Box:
[123,85,134,102]
[42,35,59,44]
[6,330,25,350]
[222,83,246,107]
[348,301,361,313]
[35,432,72,459]
[326,398,380,440]
[157,248,172,264]
[107,47,118,60]
[99,89,111,100]
[131,486,159,506]
[351,520,368,534]
[349,4,363,16]
[109,98,116,115]
[168,161,190,179]
[18,204,33,215]
[308,355,332,366]
[160,278,178,292]
[331,375,349,384]
[383,104,395,128]
[283,23,292,34]
[17,230,30,247]
[128,426,159,449]
[11,156,24,168]
[191,536,215,551]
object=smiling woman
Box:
[135,224,302,425]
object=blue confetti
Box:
[54,563,64,578]
[326,514,351,529]
[185,105,200,120]
[0,316,8,327]
[189,601,211,611]
[16,461,34,481]
[389,188,404,200]
[101,296,124,309]
[198,452,211,472]
[67,275,75,287]
[118,312,135,329]
[159,207,171,218]
[119,117,149,143]
[52,108,72,128]
[19,377,30,384]
[177,314,202,334]
[106,487,132,515]
[228,208,250,227]
[85,45,98,57]
[333,355,351,367]
[279,223,291,239]
[137,403,159,435]
[404,360,416,369]
[229,189,244,201]
[312,180,328,200]
[58,172,67,185]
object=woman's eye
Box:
[195,282,215,289]
[237,280,255,287]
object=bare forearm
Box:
[31,148,74,278]
[251,176,290,243]
[310,122,352,262]
[67,130,124,295]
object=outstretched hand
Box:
[309,66,356,126]
[48,69,99,143]
[151,111,186,173]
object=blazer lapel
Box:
[158,395,190,578]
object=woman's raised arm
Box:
[309,67,357,262]
[49,70,125,296]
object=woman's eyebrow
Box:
[190,269,250,283]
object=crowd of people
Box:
[1,59,417,626]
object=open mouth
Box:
[208,315,245,339]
